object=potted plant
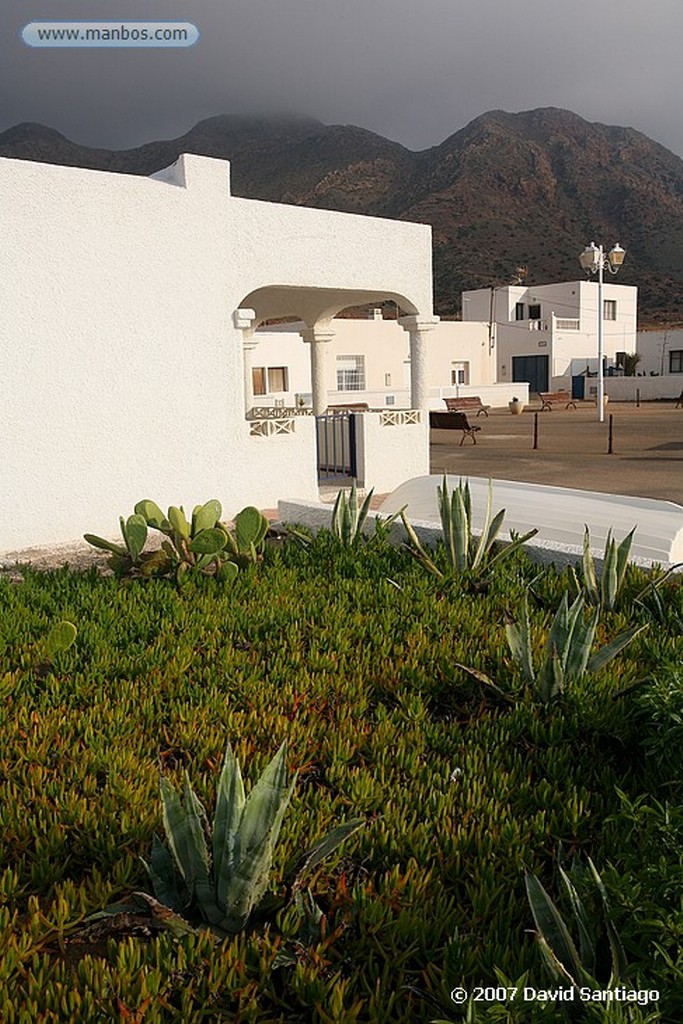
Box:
[509,396,525,414]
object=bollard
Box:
[532,412,539,450]
[636,388,641,408]
[607,413,614,455]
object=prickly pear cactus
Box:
[234,507,268,553]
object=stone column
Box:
[399,315,440,411]
[233,308,258,416]
[302,326,335,416]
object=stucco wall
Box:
[637,329,683,377]
[0,153,434,551]
[353,412,429,493]
[251,317,494,408]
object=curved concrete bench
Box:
[378,475,683,569]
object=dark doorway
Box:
[512,355,549,394]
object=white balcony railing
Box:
[554,318,580,331]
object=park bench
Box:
[444,396,490,417]
[539,391,578,411]
[429,410,482,445]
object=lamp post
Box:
[579,242,626,422]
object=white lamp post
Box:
[579,242,626,422]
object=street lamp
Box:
[579,242,626,422]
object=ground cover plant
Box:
[0,523,681,1022]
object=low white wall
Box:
[604,377,683,401]
[428,383,530,408]
[354,411,429,493]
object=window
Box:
[528,304,541,320]
[615,351,627,369]
[252,367,266,396]
[451,361,470,386]
[603,300,617,321]
[670,350,683,374]
[515,302,525,321]
[252,366,288,394]
[267,366,288,393]
[336,355,365,391]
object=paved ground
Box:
[429,400,683,505]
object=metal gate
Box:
[316,412,357,479]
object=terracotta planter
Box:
[509,400,525,415]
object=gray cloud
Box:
[2,0,682,156]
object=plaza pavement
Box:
[429,401,683,506]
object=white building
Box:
[462,280,637,396]
[249,314,520,411]
[618,329,683,400]
[0,153,438,553]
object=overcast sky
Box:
[2,0,683,156]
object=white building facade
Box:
[0,154,437,552]
[462,280,637,396]
[248,314,517,411]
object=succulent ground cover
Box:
[0,531,681,1023]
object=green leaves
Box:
[571,525,636,610]
[44,620,77,662]
[403,476,537,579]
[331,482,374,546]
[143,741,364,937]
[525,857,628,994]
[85,498,269,582]
[505,593,644,703]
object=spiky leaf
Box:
[587,626,645,674]
[290,818,365,893]
[525,869,588,986]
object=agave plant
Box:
[137,741,363,936]
[567,526,636,611]
[525,857,628,995]
[331,482,373,546]
[401,475,537,577]
[504,594,644,703]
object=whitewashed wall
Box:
[636,329,683,377]
[604,377,683,401]
[0,153,434,552]
[353,412,429,493]
[251,316,494,409]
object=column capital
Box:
[233,307,257,331]
[398,315,440,334]
[301,328,336,346]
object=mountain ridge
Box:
[2,107,682,324]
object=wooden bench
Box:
[326,403,369,413]
[429,410,482,445]
[539,391,578,411]
[444,396,490,417]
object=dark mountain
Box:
[2,107,682,323]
